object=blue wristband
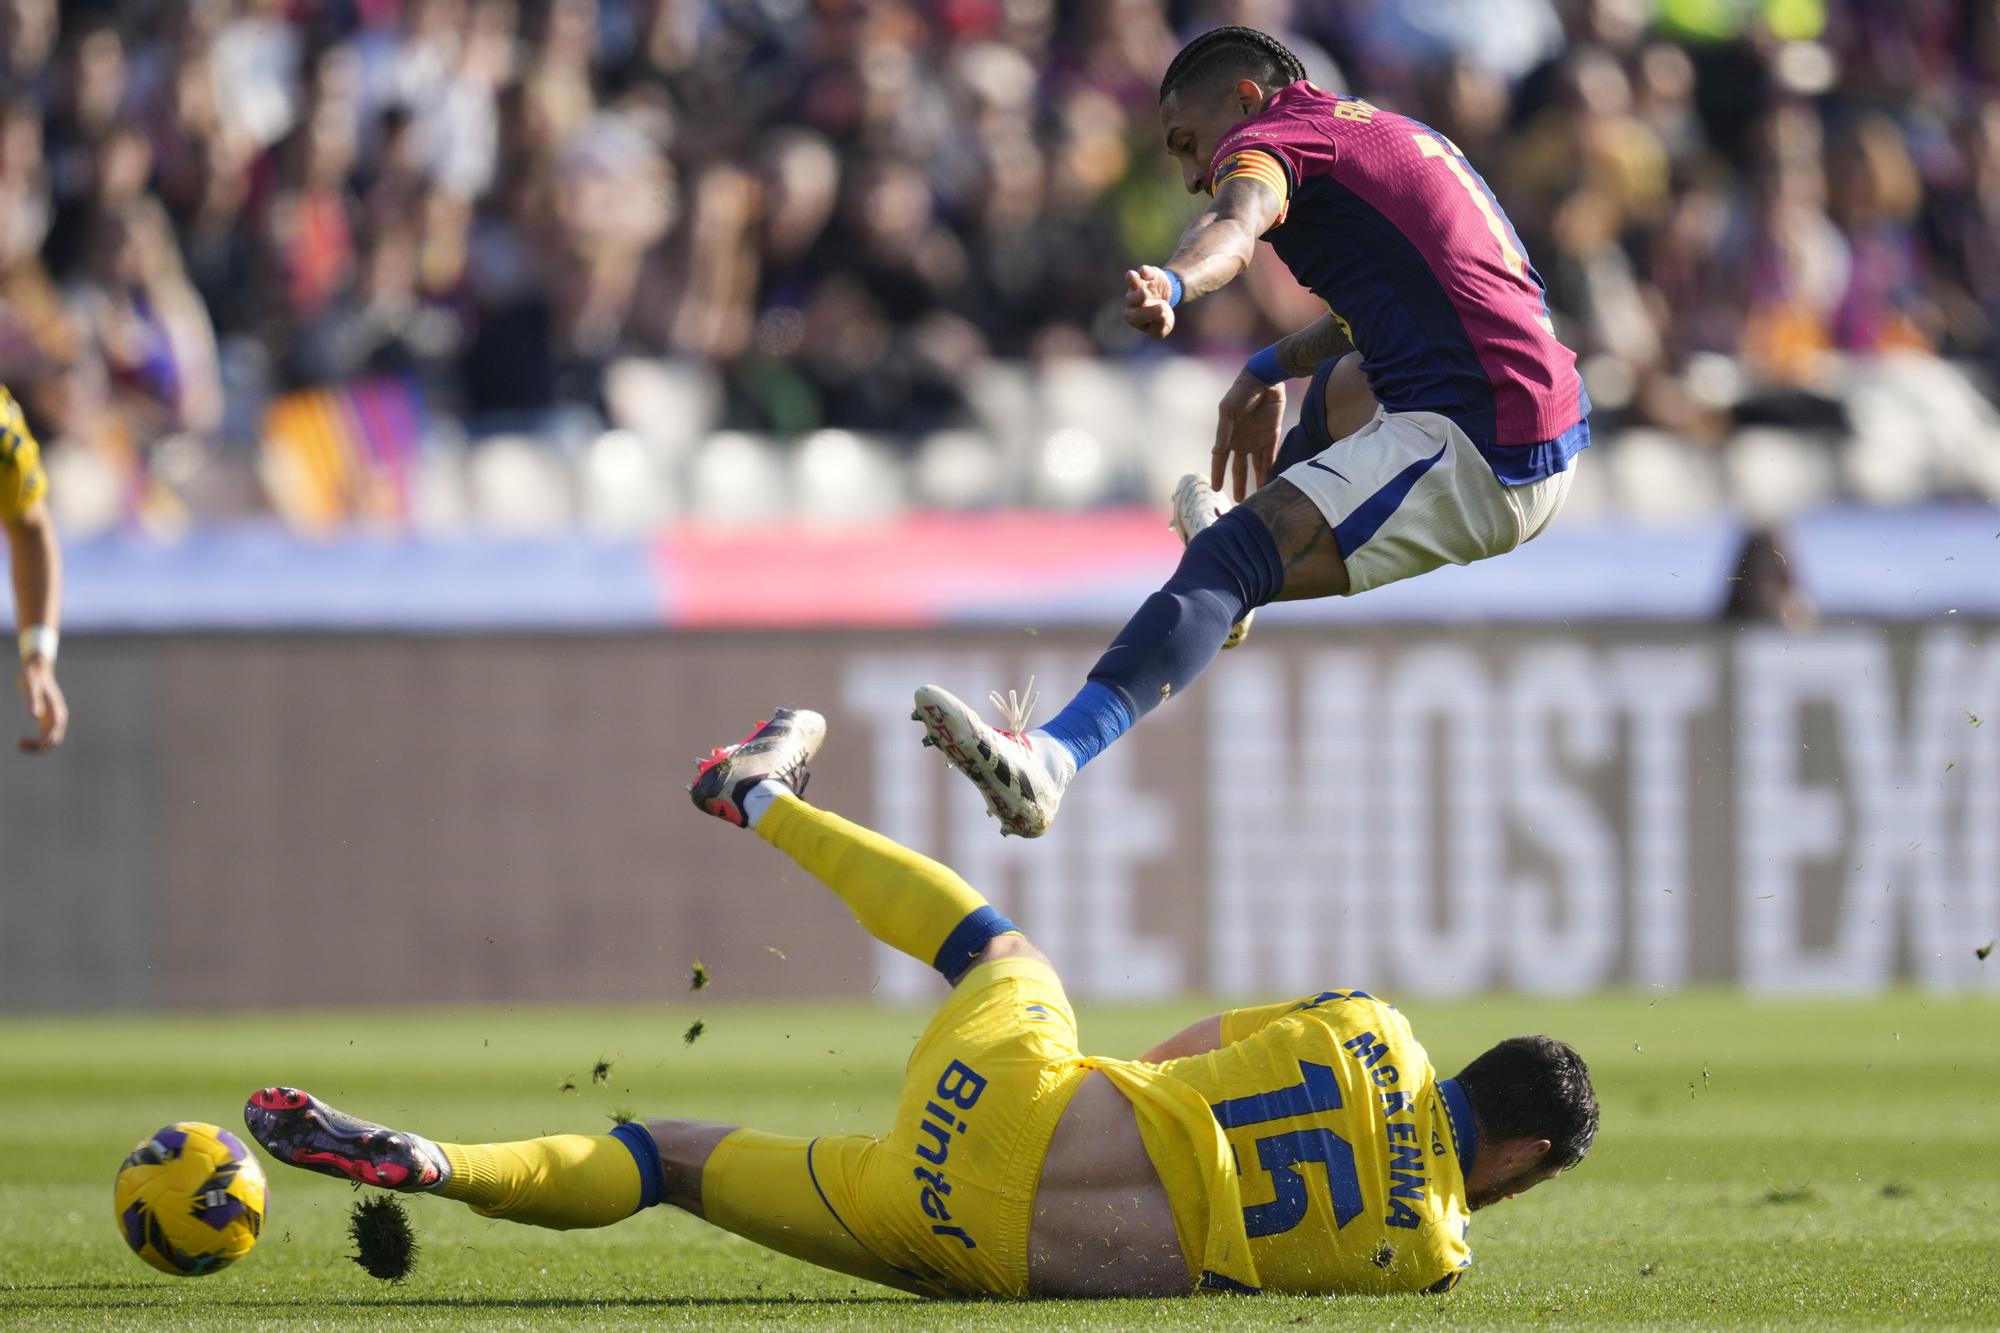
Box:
[1246,343,1286,385]
[1162,268,1185,308]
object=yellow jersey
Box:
[1089,990,1476,1295]
[0,387,49,523]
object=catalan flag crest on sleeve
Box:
[1212,149,1290,223]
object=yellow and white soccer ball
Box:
[113,1122,267,1276]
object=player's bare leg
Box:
[633,1119,736,1215]
[1243,477,1350,598]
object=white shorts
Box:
[1279,409,1576,595]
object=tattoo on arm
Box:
[1275,315,1354,379]
[1163,177,1282,301]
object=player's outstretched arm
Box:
[6,499,66,753]
[1274,313,1355,379]
[1124,175,1283,339]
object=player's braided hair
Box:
[1158,25,1307,104]
[1455,1035,1600,1170]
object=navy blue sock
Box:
[1039,681,1133,770]
[1042,507,1285,770]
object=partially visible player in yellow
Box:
[245,710,1597,1298]
[0,386,66,752]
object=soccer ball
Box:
[113,1122,267,1276]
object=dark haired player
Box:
[914,27,1589,837]
[246,710,1598,1298]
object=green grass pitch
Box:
[2,991,1996,1329]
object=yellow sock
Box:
[436,1133,644,1230]
[756,793,1017,980]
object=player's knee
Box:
[1168,507,1285,609]
[639,1119,739,1215]
[1243,479,1350,599]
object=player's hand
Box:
[18,656,67,752]
[1212,369,1286,502]
[1123,267,1178,339]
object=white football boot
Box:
[1171,474,1253,649]
[912,682,1070,838]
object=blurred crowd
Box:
[2,0,2000,533]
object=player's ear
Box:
[1512,1128,1560,1176]
[1233,78,1264,117]
[1496,1136,1554,1175]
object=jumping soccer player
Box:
[913,26,1589,836]
[246,710,1597,1298]
[1,386,66,753]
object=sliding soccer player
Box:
[1,386,65,753]
[913,26,1589,836]
[247,710,1597,1298]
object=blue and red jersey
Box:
[1210,82,1589,483]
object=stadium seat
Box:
[409,435,471,537]
[1030,361,1141,507]
[1039,359,1141,461]
[962,362,1041,474]
[467,434,576,535]
[1599,428,1722,526]
[1553,444,1610,526]
[689,431,789,527]
[910,430,1003,510]
[1724,428,1840,523]
[1030,427,1116,508]
[42,439,128,541]
[791,429,906,526]
[579,429,675,535]
[1844,353,2000,505]
[1137,357,1238,501]
[604,357,723,467]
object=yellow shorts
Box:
[799,957,1090,1297]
